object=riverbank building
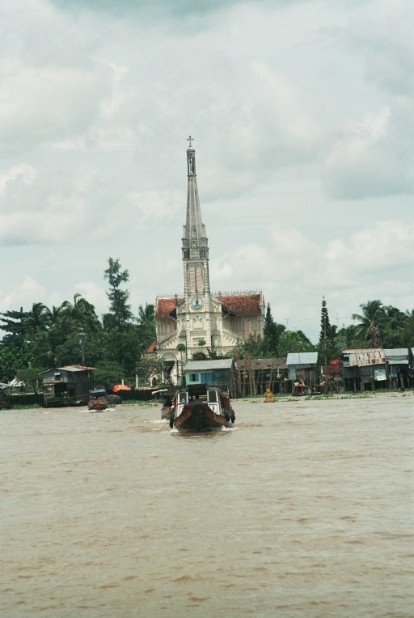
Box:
[151,139,265,381]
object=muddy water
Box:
[1,393,413,617]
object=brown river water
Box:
[1,393,413,617]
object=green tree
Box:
[352,300,386,347]
[228,334,265,359]
[318,297,338,364]
[381,305,408,348]
[136,355,166,386]
[44,296,103,366]
[0,303,53,375]
[277,330,315,356]
[263,303,283,356]
[102,258,136,372]
[401,310,414,346]
[103,258,133,329]
[137,303,156,349]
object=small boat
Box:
[88,399,107,411]
[88,389,108,412]
[170,384,235,432]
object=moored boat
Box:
[170,384,235,432]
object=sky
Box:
[0,0,413,343]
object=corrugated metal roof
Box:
[184,359,234,371]
[383,348,409,357]
[286,352,318,365]
[236,357,287,370]
[383,348,409,364]
[58,365,94,372]
[347,349,385,367]
[42,365,94,374]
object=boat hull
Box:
[88,399,108,411]
[173,400,232,432]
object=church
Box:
[150,138,265,379]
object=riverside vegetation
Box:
[1,258,413,391]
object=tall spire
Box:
[182,137,209,260]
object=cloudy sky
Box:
[1,0,413,342]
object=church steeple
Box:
[153,139,265,370]
[182,137,209,262]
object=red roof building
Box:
[150,141,264,375]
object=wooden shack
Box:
[286,352,319,394]
[42,365,94,407]
[383,348,410,389]
[341,348,386,391]
[235,357,287,396]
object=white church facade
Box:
[149,139,265,380]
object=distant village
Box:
[1,141,413,406]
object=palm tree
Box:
[381,305,408,347]
[138,303,155,325]
[352,300,386,347]
[59,294,101,334]
[401,309,414,347]
[26,302,52,334]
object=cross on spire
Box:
[187,135,194,148]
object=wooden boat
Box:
[170,384,235,432]
[88,389,108,412]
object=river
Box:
[1,392,413,617]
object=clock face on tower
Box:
[191,296,204,310]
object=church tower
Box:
[176,137,215,358]
[152,139,265,378]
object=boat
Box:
[169,384,235,432]
[88,389,109,412]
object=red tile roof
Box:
[156,293,262,318]
[145,340,157,353]
[218,294,263,317]
[156,297,181,319]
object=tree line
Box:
[248,298,414,364]
[0,258,156,390]
[1,256,413,388]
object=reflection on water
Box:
[1,393,413,617]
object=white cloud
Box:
[325,220,414,273]
[0,275,46,312]
[323,107,414,198]
[0,164,36,194]
[0,0,413,344]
